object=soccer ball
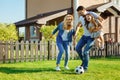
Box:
[75,66,84,74]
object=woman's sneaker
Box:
[55,66,61,71]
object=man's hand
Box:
[50,34,53,38]
[73,39,76,46]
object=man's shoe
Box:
[64,66,70,70]
[55,66,61,71]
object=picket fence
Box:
[0,41,120,63]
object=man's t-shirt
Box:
[78,11,99,36]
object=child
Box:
[85,14,104,49]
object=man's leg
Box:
[83,37,94,70]
[75,36,86,64]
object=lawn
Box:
[0,58,120,80]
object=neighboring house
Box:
[15,0,120,42]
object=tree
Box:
[0,23,18,41]
[40,25,57,41]
[76,27,84,42]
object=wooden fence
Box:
[0,41,120,63]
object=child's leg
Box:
[95,38,101,48]
[99,34,104,49]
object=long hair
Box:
[85,14,98,29]
[63,14,73,30]
[84,17,90,30]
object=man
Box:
[74,6,103,71]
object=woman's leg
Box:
[56,42,64,66]
[63,42,70,67]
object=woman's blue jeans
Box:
[56,41,70,66]
[75,35,94,70]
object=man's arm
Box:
[72,22,82,46]
[74,22,82,38]
[90,12,104,22]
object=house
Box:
[15,0,73,41]
[15,0,120,42]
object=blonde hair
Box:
[63,14,73,30]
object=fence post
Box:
[0,41,3,63]
[105,42,108,57]
[26,41,29,62]
[10,41,14,63]
[15,41,19,62]
[48,41,50,60]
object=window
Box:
[30,25,37,37]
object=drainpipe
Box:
[73,0,79,29]
[109,0,112,38]
[115,17,118,42]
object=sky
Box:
[0,0,25,23]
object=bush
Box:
[76,27,84,42]
[0,23,18,41]
[40,25,57,41]
[40,25,84,42]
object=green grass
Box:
[0,58,120,80]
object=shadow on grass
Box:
[61,69,76,75]
[0,67,56,74]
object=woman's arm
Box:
[52,26,59,35]
[50,23,60,38]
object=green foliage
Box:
[19,33,24,37]
[76,27,84,42]
[40,25,57,41]
[0,23,18,41]
[40,25,84,42]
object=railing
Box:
[0,41,120,63]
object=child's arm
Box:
[97,20,103,29]
[92,19,103,32]
[88,27,94,33]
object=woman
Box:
[50,14,75,71]
[85,14,104,49]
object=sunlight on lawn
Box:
[0,58,120,80]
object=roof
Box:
[86,2,120,18]
[15,2,120,27]
[86,2,109,11]
[15,8,72,27]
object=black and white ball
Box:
[75,66,84,74]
